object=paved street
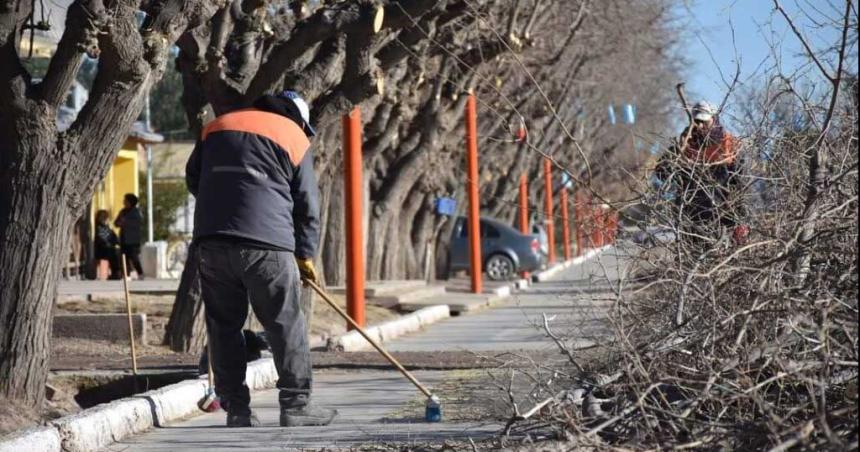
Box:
[106,248,627,451]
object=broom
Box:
[197,331,221,412]
[304,279,442,422]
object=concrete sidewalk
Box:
[388,248,623,353]
[104,247,624,450]
[106,370,501,451]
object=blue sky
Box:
[676,0,853,115]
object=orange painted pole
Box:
[343,107,365,329]
[518,174,529,278]
[465,95,483,294]
[585,196,592,251]
[543,158,556,264]
[593,204,605,248]
[560,188,571,261]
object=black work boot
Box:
[227,411,261,427]
[279,405,338,427]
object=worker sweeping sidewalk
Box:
[185,90,336,428]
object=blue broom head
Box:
[425,395,442,422]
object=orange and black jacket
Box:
[185,107,320,259]
[681,121,737,165]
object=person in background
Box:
[114,193,145,279]
[655,101,749,245]
[94,210,121,279]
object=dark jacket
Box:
[94,223,119,260]
[115,207,143,246]
[186,107,321,258]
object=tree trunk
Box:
[164,242,206,354]
[79,204,96,280]
[399,187,426,278]
[163,242,267,353]
[434,191,465,280]
[0,130,73,406]
[320,171,346,286]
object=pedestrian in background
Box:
[94,209,121,279]
[114,193,145,279]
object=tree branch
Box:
[38,0,106,108]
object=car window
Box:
[459,220,501,238]
[481,222,500,238]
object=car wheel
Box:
[486,254,514,281]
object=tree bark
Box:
[0,132,72,406]
[164,243,206,354]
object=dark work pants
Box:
[121,244,144,278]
[198,240,312,415]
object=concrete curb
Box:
[0,361,279,452]
[334,305,451,352]
[145,379,209,427]
[489,284,511,298]
[245,357,279,390]
[532,246,610,282]
[50,396,153,452]
[513,278,531,290]
[0,426,61,452]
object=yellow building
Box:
[71,125,162,279]
[88,124,163,234]
[89,146,140,232]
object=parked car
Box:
[448,216,543,281]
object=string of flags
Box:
[607,103,636,125]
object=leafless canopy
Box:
[498,2,859,449]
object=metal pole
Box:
[518,174,529,278]
[465,95,482,294]
[343,107,365,329]
[145,93,154,243]
[561,188,571,261]
[543,158,556,264]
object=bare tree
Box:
[0,0,222,407]
[499,1,859,449]
[165,0,682,352]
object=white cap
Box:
[278,90,316,136]
[292,97,311,126]
[692,101,716,122]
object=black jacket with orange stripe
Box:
[185,108,320,259]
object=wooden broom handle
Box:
[304,279,433,398]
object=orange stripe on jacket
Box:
[684,133,737,164]
[202,109,311,166]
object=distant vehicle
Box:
[630,227,677,245]
[449,216,543,281]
